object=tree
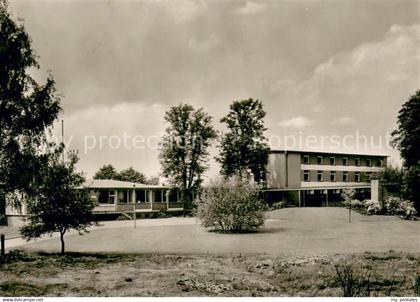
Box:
[0,2,61,201]
[195,177,265,232]
[159,103,217,209]
[93,164,118,180]
[93,165,149,184]
[341,188,356,223]
[217,98,269,184]
[391,90,420,212]
[145,176,160,185]
[117,167,147,183]
[20,151,95,255]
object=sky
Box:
[9,0,420,181]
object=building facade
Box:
[265,150,387,207]
[5,179,184,227]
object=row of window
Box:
[303,170,372,182]
[302,155,382,167]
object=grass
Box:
[0,250,419,297]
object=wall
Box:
[266,152,301,189]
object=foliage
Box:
[269,201,286,210]
[93,165,160,184]
[350,198,417,220]
[341,188,356,203]
[334,264,372,297]
[363,199,381,215]
[391,90,420,212]
[93,164,118,180]
[217,98,269,184]
[383,197,417,220]
[146,176,160,185]
[194,177,265,232]
[20,152,95,254]
[383,196,401,215]
[117,167,147,183]
[402,165,420,213]
[0,2,61,202]
[160,103,217,208]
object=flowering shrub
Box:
[342,199,364,210]
[342,196,417,220]
[194,177,265,232]
[363,199,381,215]
[397,199,417,220]
[384,196,401,215]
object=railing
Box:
[93,204,117,212]
[168,202,183,209]
[105,202,184,213]
[135,203,152,210]
[152,202,167,211]
[116,204,135,212]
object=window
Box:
[366,158,372,167]
[317,171,323,182]
[355,172,360,182]
[376,159,383,167]
[317,156,323,165]
[303,155,310,164]
[303,170,310,181]
[343,172,349,182]
[355,157,360,166]
[366,172,372,180]
[330,171,336,182]
[109,190,115,204]
[330,156,335,165]
[342,157,348,166]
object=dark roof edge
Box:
[269,149,389,157]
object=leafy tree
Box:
[0,2,61,201]
[93,164,118,180]
[20,151,95,255]
[117,167,147,183]
[217,98,269,184]
[145,176,160,185]
[159,103,217,209]
[391,90,420,212]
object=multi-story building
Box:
[265,150,388,207]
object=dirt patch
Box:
[0,250,418,297]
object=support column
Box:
[298,190,301,207]
[326,190,329,207]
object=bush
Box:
[363,199,381,215]
[270,201,286,210]
[342,199,364,210]
[397,199,417,220]
[194,177,265,232]
[383,197,417,220]
[334,263,372,297]
[384,196,401,215]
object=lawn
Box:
[13,208,420,255]
[1,208,419,297]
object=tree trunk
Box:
[60,230,66,255]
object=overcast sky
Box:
[9,0,420,181]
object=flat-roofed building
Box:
[265,150,388,207]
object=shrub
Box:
[384,196,401,215]
[194,177,265,232]
[342,199,364,210]
[383,197,417,220]
[334,263,372,297]
[270,201,286,210]
[398,199,417,220]
[363,199,381,215]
